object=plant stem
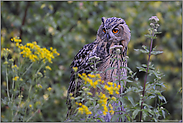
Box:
[139,31,154,121]
[12,92,23,122]
[26,108,41,122]
[23,62,45,121]
[11,67,15,101]
[22,62,34,77]
[5,59,10,101]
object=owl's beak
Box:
[106,33,111,41]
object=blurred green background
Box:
[1,1,182,121]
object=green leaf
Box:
[132,109,140,119]
[154,31,162,34]
[142,109,148,120]
[142,64,147,68]
[148,95,156,100]
[161,110,166,119]
[158,95,167,103]
[127,96,135,107]
[105,67,117,72]
[151,50,163,55]
[137,66,147,72]
[134,49,149,54]
[147,108,154,115]
[145,34,157,39]
[126,79,133,83]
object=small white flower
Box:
[150,23,154,27]
[149,16,159,22]
[156,24,160,27]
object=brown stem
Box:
[139,31,154,121]
[19,2,31,39]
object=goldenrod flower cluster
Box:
[11,37,60,63]
[1,48,11,58]
[104,82,121,95]
[75,102,92,115]
[97,92,108,116]
[12,76,19,81]
[45,66,52,71]
[78,73,104,88]
[73,70,120,117]
[47,87,52,91]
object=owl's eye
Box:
[102,28,106,33]
[112,28,119,34]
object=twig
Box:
[19,2,31,39]
[26,108,40,122]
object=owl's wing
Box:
[66,41,98,107]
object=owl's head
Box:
[97,17,131,48]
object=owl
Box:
[66,17,131,119]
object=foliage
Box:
[1,1,182,121]
[66,16,169,122]
[1,37,60,121]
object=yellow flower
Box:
[111,97,116,101]
[13,76,19,81]
[1,115,5,118]
[118,85,121,89]
[47,87,52,91]
[103,111,107,116]
[3,61,8,65]
[16,38,59,63]
[96,74,101,79]
[18,94,23,98]
[36,101,41,106]
[109,110,114,115]
[104,105,108,112]
[37,84,42,89]
[45,66,52,70]
[88,74,96,78]
[11,37,22,43]
[29,104,32,108]
[43,94,49,101]
[77,103,92,115]
[78,107,84,114]
[2,81,6,87]
[69,93,73,96]
[87,92,93,96]
[37,72,43,77]
[72,67,78,72]
[104,82,120,95]
[70,97,75,100]
[12,65,18,69]
[107,82,113,86]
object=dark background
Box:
[1,1,182,121]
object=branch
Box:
[19,2,31,39]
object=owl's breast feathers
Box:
[68,38,127,97]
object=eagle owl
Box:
[66,17,131,118]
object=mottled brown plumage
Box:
[66,17,131,117]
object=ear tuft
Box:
[101,17,107,24]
